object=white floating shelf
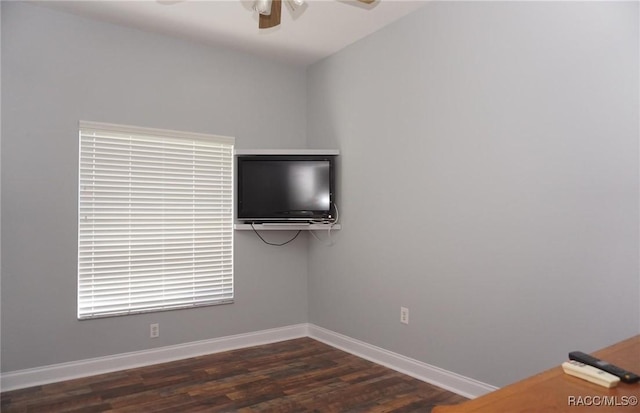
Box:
[234,149,339,156]
[235,223,341,231]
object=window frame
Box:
[77,121,234,320]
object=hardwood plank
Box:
[2,337,468,412]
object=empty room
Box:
[1,1,638,412]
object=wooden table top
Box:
[433,335,640,413]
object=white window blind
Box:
[78,121,234,319]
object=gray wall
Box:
[1,2,309,372]
[307,2,639,387]
[2,0,639,391]
[0,3,3,378]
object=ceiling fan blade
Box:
[356,0,377,3]
[259,0,282,29]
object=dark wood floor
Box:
[1,337,467,412]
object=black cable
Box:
[250,223,302,246]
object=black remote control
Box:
[569,351,640,384]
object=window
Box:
[78,121,234,319]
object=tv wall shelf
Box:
[234,223,341,231]
[234,149,339,156]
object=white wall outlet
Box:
[150,323,159,338]
[400,307,409,325]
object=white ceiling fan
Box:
[254,0,376,29]
[159,0,378,30]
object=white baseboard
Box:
[1,323,496,398]
[0,324,309,392]
[307,324,497,399]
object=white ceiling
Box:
[33,0,428,66]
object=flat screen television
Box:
[236,154,336,223]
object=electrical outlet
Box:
[400,307,409,325]
[150,323,159,338]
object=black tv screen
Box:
[237,155,335,223]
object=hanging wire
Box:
[250,223,303,246]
